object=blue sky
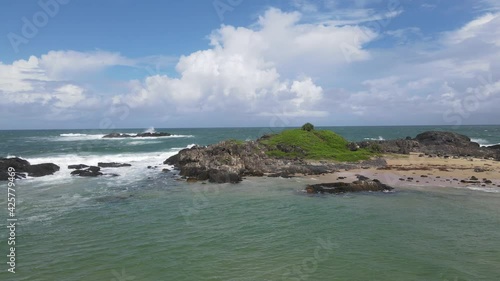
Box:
[1,0,499,129]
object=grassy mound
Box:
[259,129,374,162]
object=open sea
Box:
[1,125,500,281]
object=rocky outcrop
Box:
[358,131,498,159]
[1,157,60,180]
[103,132,171,138]
[136,132,171,137]
[98,162,132,168]
[165,141,386,184]
[164,131,497,184]
[71,166,103,177]
[306,178,393,194]
[28,163,60,177]
[68,164,89,169]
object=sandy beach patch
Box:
[301,153,500,190]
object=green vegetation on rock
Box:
[259,128,374,162]
[301,122,315,132]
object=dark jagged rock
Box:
[102,133,133,138]
[358,139,420,154]
[415,131,473,146]
[1,157,60,180]
[164,130,496,185]
[356,174,370,181]
[28,163,60,177]
[68,164,89,170]
[103,132,171,138]
[98,162,132,168]
[306,179,393,194]
[136,132,171,137]
[164,139,386,184]
[357,131,496,158]
[208,170,242,183]
[71,166,103,177]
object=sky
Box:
[0,0,499,129]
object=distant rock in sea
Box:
[102,132,171,138]
[98,162,132,168]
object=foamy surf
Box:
[55,133,194,141]
[364,136,385,141]
[15,144,193,184]
[471,138,500,147]
[57,133,106,141]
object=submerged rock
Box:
[98,162,132,168]
[306,179,393,194]
[102,133,133,138]
[71,166,103,177]
[68,164,89,169]
[136,132,171,137]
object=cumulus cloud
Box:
[1,6,499,128]
[334,12,500,124]
[0,50,126,123]
[119,8,376,120]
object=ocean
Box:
[0,125,500,280]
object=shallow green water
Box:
[1,126,499,280]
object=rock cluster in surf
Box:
[102,132,171,138]
[0,157,60,180]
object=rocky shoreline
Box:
[3,130,499,193]
[355,131,500,159]
[164,139,387,183]
[165,131,500,186]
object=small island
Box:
[3,124,499,193]
[165,123,500,193]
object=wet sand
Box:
[302,153,500,190]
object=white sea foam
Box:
[57,133,106,141]
[126,140,163,146]
[462,186,500,193]
[130,134,195,140]
[363,136,385,141]
[60,133,88,137]
[143,127,156,134]
[55,133,193,141]
[471,138,500,147]
[19,143,194,184]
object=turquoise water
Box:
[1,126,500,280]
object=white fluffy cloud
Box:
[119,8,378,119]
[334,13,500,124]
[1,6,499,128]
[0,50,125,122]
[39,50,132,80]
